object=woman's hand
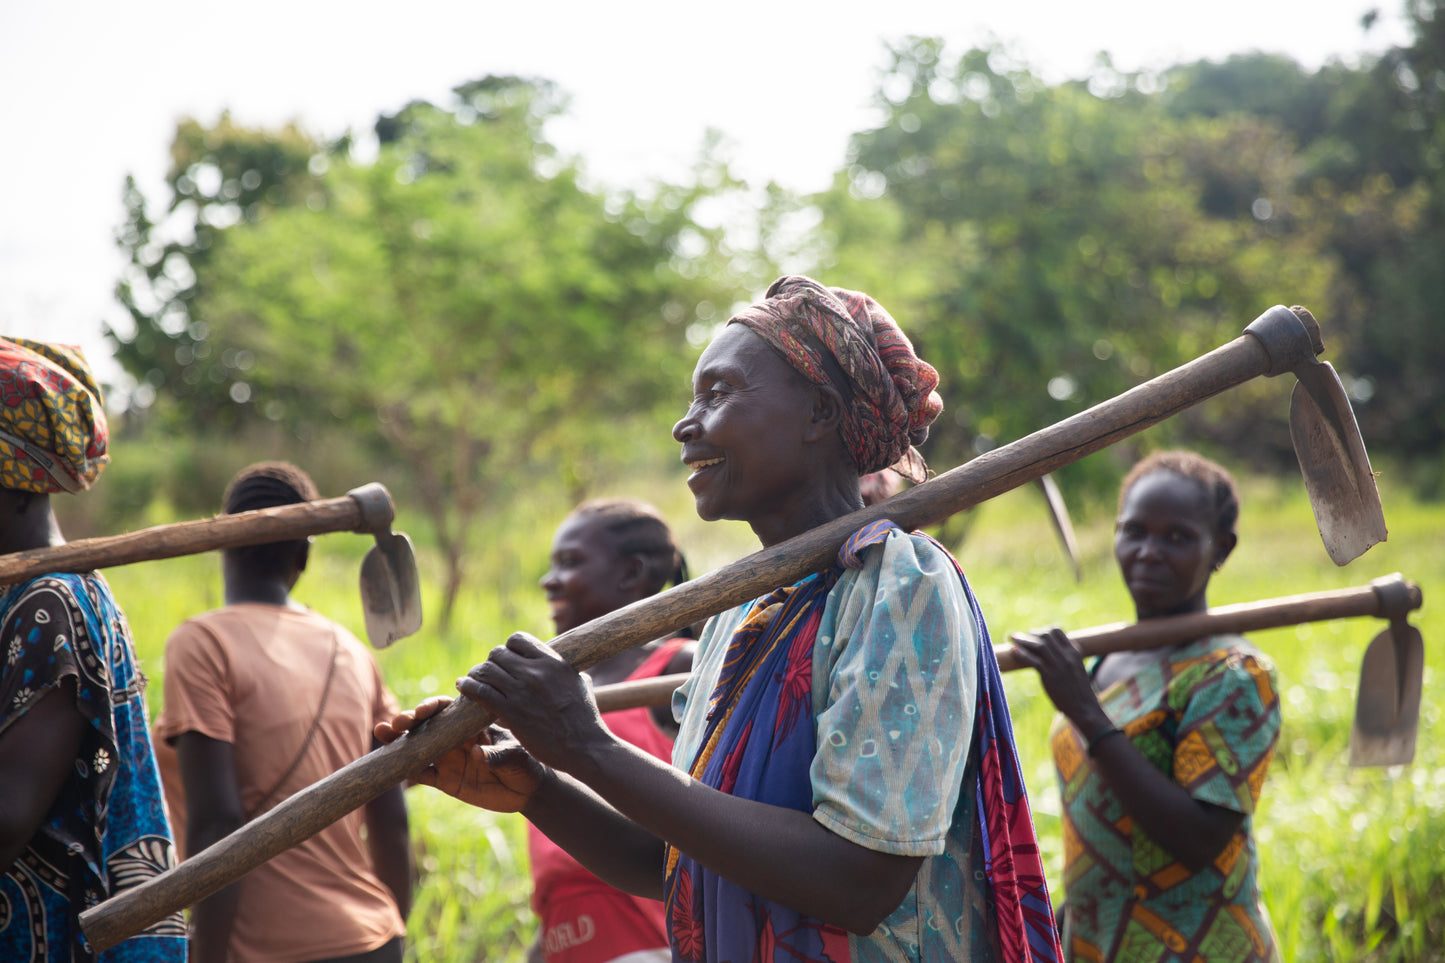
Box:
[457,632,612,777]
[1010,627,1110,733]
[374,695,543,812]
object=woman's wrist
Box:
[1084,722,1124,756]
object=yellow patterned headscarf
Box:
[0,338,109,494]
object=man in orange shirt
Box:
[156,462,411,963]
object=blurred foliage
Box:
[812,41,1336,489]
[109,76,755,626]
[105,3,1445,612]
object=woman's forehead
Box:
[1120,470,1212,522]
[693,324,792,384]
[553,514,609,550]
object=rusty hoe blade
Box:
[360,532,423,648]
[1245,305,1388,565]
[346,484,424,648]
[1350,574,1425,767]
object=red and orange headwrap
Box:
[728,276,942,483]
[0,338,109,494]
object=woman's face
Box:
[672,325,820,541]
[539,515,633,635]
[1113,470,1231,619]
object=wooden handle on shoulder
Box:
[999,575,1422,671]
[0,484,393,585]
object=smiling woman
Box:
[528,499,695,963]
[1012,451,1282,963]
[379,276,1063,963]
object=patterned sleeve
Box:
[0,583,86,735]
[157,619,237,745]
[1171,646,1281,816]
[809,531,979,856]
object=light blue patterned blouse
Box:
[674,529,1001,962]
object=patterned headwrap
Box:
[728,276,943,483]
[0,338,109,494]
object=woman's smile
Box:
[685,456,725,479]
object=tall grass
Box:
[101,468,1440,962]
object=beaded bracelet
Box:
[1085,725,1123,756]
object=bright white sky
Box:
[0,0,1414,391]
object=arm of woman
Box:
[466,636,923,933]
[0,680,85,872]
[1012,629,1244,871]
[364,738,413,920]
[175,731,247,963]
[378,698,673,899]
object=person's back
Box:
[0,337,186,962]
[156,461,410,963]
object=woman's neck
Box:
[223,572,296,608]
[750,480,864,549]
[0,492,64,554]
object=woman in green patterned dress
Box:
[1013,451,1281,963]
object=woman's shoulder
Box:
[0,573,95,627]
[1201,633,1275,672]
[844,525,959,581]
[1172,634,1280,699]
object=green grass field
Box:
[106,467,1442,962]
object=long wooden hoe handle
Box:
[998,574,1422,670]
[593,575,1423,709]
[80,306,1322,951]
[0,484,397,585]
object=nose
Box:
[673,409,700,443]
[1136,536,1165,561]
[540,567,560,591]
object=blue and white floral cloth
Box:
[0,573,186,962]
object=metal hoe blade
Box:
[359,531,423,648]
[1289,357,1388,565]
[1350,575,1425,767]
[1036,473,1082,581]
[1350,621,1424,767]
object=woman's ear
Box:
[1213,531,1237,570]
[289,539,311,583]
[803,385,844,442]
[616,553,648,595]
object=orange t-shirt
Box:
[155,604,404,963]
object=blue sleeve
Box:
[809,531,979,856]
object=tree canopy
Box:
[108,1,1445,609]
[110,76,748,624]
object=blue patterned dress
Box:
[667,523,1059,963]
[0,573,186,962]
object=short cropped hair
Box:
[1119,450,1241,539]
[568,498,688,595]
[222,461,321,573]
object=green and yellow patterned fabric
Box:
[1050,635,1281,962]
[0,338,108,494]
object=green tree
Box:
[810,40,1336,483]
[111,114,321,428]
[110,77,745,626]
[1156,2,1445,475]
